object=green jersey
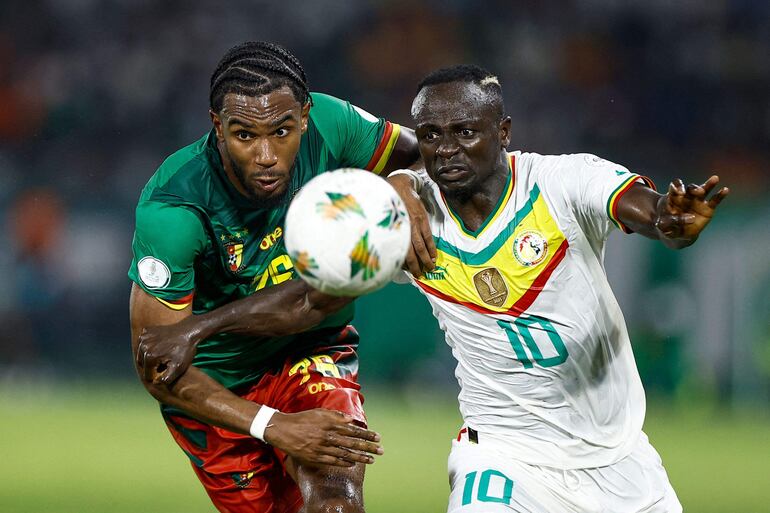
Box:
[128,92,402,390]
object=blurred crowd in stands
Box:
[0,1,767,401]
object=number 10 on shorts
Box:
[462,469,514,506]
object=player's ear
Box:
[499,116,511,149]
[210,109,225,141]
[300,102,310,133]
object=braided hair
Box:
[209,42,311,112]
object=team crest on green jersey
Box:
[225,241,244,272]
[317,192,365,220]
[220,232,247,273]
[349,231,380,281]
[377,198,407,229]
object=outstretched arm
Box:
[616,175,729,249]
[130,284,379,467]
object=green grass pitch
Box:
[0,384,768,512]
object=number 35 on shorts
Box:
[461,469,515,507]
[288,355,342,392]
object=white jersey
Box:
[411,152,655,470]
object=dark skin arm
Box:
[616,175,729,248]
[136,279,351,384]
[138,127,435,384]
[381,127,437,277]
[130,284,381,467]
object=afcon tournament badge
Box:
[473,267,508,307]
[137,256,171,289]
[513,230,548,267]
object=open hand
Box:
[265,409,383,467]
[655,175,729,243]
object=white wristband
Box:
[249,405,278,442]
[388,168,424,194]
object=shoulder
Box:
[309,92,380,125]
[309,92,351,118]
[135,202,205,241]
[515,151,627,180]
[140,132,218,206]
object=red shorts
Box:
[162,337,366,513]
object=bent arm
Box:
[130,284,381,466]
[180,279,352,342]
[135,280,352,384]
[130,283,260,432]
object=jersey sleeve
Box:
[309,92,402,174]
[127,201,207,309]
[561,154,655,240]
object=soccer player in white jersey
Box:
[396,65,728,513]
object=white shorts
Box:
[447,429,681,513]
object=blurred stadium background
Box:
[1,1,768,512]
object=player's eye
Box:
[458,128,475,138]
[423,132,439,142]
[274,127,290,137]
[236,131,253,141]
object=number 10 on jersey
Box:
[497,316,569,368]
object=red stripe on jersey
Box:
[505,239,568,316]
[610,179,640,234]
[364,121,394,171]
[166,291,194,305]
[415,280,501,316]
[415,239,569,317]
[612,175,656,234]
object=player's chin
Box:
[438,177,475,196]
[249,181,291,207]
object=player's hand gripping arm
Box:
[130,284,381,467]
[616,175,729,249]
[382,127,437,277]
[136,279,351,385]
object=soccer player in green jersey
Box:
[128,42,433,513]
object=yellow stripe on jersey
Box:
[417,185,568,316]
[606,174,656,233]
[155,296,192,311]
[370,123,402,175]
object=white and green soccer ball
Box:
[285,168,411,296]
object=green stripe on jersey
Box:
[435,185,540,265]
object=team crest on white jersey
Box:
[513,230,548,267]
[473,267,508,307]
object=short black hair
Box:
[416,64,504,117]
[209,41,311,112]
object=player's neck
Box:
[446,166,509,233]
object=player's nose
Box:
[436,137,459,158]
[253,138,279,167]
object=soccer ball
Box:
[285,168,411,296]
